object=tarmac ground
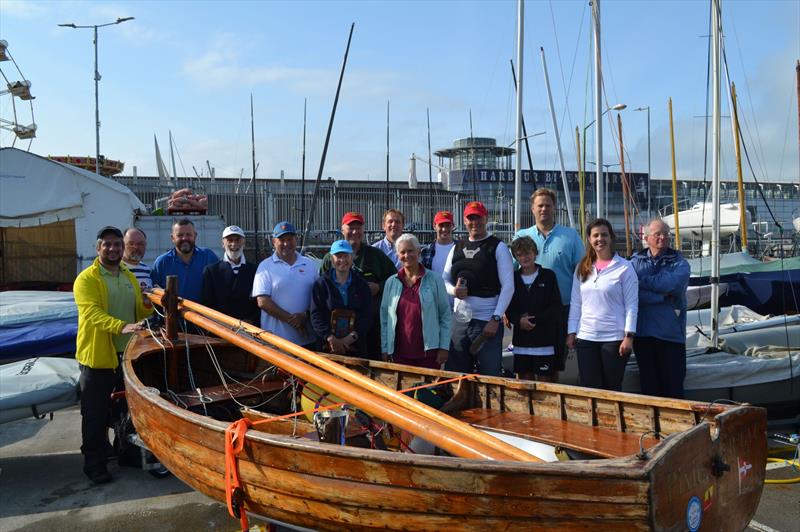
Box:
[0,406,797,532]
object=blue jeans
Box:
[634,337,686,398]
[445,318,503,376]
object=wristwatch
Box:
[491,315,501,322]
[624,332,635,338]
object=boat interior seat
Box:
[180,379,286,409]
[453,408,660,459]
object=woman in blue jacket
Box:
[310,240,373,358]
[380,233,452,369]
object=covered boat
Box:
[123,291,767,531]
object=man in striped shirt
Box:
[122,227,152,293]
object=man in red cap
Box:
[320,212,396,359]
[442,201,514,376]
[421,210,457,277]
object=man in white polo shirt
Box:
[252,221,318,349]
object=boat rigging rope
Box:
[222,373,479,530]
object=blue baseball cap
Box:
[330,239,354,255]
[272,221,297,238]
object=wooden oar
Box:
[148,290,540,463]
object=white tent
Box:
[0,148,146,279]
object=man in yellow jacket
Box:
[74,226,151,484]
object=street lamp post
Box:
[634,106,651,218]
[59,17,134,175]
[586,161,620,220]
[582,103,625,217]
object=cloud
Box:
[0,0,48,19]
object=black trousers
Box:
[79,362,123,473]
[634,337,687,399]
[554,304,570,371]
[576,339,629,391]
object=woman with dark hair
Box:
[566,219,638,391]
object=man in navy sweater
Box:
[630,219,690,398]
[201,225,259,323]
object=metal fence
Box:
[114,177,567,249]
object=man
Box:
[630,219,690,398]
[443,201,514,376]
[372,208,405,268]
[514,188,584,375]
[320,212,397,359]
[420,210,457,276]
[122,227,152,293]
[151,218,219,301]
[252,221,318,349]
[201,225,259,323]
[73,226,151,484]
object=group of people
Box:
[74,187,689,484]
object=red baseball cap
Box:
[341,212,365,225]
[433,211,454,226]
[463,201,488,218]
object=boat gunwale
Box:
[123,332,738,478]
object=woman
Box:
[566,219,638,391]
[380,233,451,369]
[506,236,562,382]
[310,240,373,357]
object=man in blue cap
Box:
[252,221,319,349]
[201,225,259,323]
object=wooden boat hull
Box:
[124,333,766,531]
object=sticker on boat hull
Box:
[686,496,702,532]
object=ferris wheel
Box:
[0,40,37,150]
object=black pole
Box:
[300,23,355,252]
[251,94,260,260]
[510,59,534,171]
[300,98,307,231]
[470,109,478,200]
[386,100,390,213]
[427,107,433,221]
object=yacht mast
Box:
[541,47,575,228]
[514,0,524,231]
[592,0,604,218]
[710,0,722,348]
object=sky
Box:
[1,0,798,184]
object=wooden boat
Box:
[124,291,767,531]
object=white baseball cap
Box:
[222,225,246,238]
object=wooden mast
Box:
[730,82,748,248]
[668,98,681,244]
[148,289,541,463]
[618,113,632,256]
[576,126,585,240]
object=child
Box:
[506,236,562,382]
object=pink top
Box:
[595,258,613,272]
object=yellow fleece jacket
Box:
[74,258,151,369]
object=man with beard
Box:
[152,218,219,302]
[252,221,318,349]
[320,212,396,359]
[74,226,151,484]
[201,225,259,323]
[122,227,152,294]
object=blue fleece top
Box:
[151,247,220,302]
[630,247,691,344]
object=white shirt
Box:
[442,236,514,321]
[252,252,318,345]
[431,241,455,275]
[567,255,639,342]
[224,252,246,274]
